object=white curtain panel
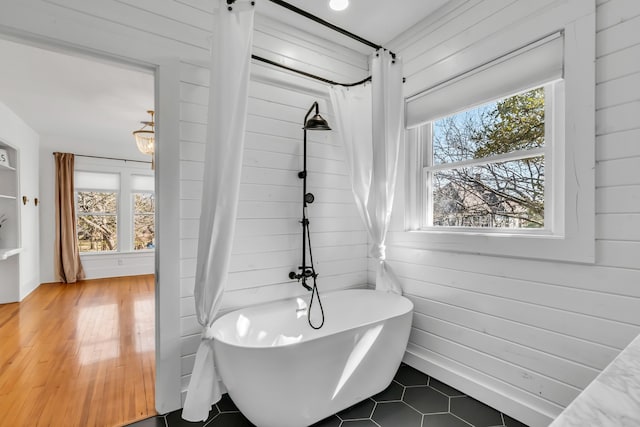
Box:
[182,0,255,421]
[329,50,404,294]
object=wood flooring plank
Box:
[0,275,156,427]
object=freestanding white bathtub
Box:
[211,288,413,427]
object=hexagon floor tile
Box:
[126,364,530,427]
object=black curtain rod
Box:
[231,0,399,86]
[252,54,371,87]
[53,152,152,164]
[266,0,387,53]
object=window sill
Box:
[80,250,155,257]
[388,228,594,264]
[413,227,558,238]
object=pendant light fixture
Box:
[133,110,155,169]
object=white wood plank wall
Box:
[384,1,640,426]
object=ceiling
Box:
[0,38,154,161]
[258,0,450,50]
[0,1,448,158]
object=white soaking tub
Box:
[211,288,413,427]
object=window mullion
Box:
[424,124,434,227]
[424,147,546,173]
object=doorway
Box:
[0,36,158,425]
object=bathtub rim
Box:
[211,288,414,349]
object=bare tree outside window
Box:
[133,192,155,250]
[76,191,118,251]
[428,87,545,229]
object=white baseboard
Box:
[403,344,559,427]
[80,251,154,279]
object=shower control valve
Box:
[288,268,317,281]
[304,192,315,204]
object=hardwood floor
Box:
[0,275,156,427]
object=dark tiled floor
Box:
[126,364,529,427]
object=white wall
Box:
[38,140,156,282]
[0,0,370,413]
[384,1,640,426]
[0,100,40,301]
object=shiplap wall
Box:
[0,0,369,413]
[383,1,640,426]
[176,20,370,393]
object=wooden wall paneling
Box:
[596,129,640,161]
[596,185,640,214]
[596,43,640,82]
[394,261,640,325]
[385,243,640,298]
[116,0,213,31]
[399,277,638,350]
[596,213,640,240]
[596,13,640,55]
[45,0,211,49]
[407,294,618,370]
[411,313,598,389]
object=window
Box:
[425,85,550,230]
[407,33,563,235]
[75,167,154,254]
[131,174,155,250]
[77,191,118,252]
[75,172,119,252]
[403,26,595,263]
[133,193,155,250]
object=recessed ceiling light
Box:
[329,0,349,11]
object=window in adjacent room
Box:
[75,171,120,252]
[75,167,155,254]
[131,174,155,250]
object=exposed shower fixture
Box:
[305,111,331,131]
[289,101,331,329]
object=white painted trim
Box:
[423,147,547,173]
[155,59,183,414]
[0,28,181,414]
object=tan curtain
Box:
[54,152,85,283]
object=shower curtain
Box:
[182,0,255,421]
[329,50,404,294]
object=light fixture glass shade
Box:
[133,110,155,169]
[134,130,154,155]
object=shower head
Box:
[304,113,331,130]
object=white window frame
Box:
[419,82,561,234]
[402,20,594,264]
[74,158,155,255]
[132,191,155,251]
[75,189,120,252]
